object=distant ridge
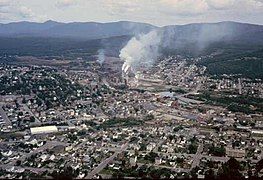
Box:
[0,20,156,39]
[160,21,263,53]
[0,20,262,43]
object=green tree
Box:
[219,157,242,179]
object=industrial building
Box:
[30,126,58,135]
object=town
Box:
[0,55,262,179]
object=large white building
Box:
[252,129,263,137]
[30,126,58,135]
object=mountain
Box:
[158,22,263,78]
[0,20,262,78]
[0,20,156,39]
[0,20,63,36]
[160,21,263,54]
[1,20,262,46]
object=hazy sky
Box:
[0,0,263,26]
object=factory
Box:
[30,126,58,135]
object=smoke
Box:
[120,30,162,75]
[97,49,105,66]
[119,22,236,74]
[197,23,235,48]
[162,22,236,53]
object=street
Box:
[86,142,129,179]
[0,103,12,126]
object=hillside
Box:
[0,21,155,40]
[159,22,263,78]
[0,35,131,59]
[0,21,262,78]
[160,21,263,54]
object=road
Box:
[175,77,204,104]
[153,139,165,153]
[0,141,67,174]
[86,142,129,179]
[178,65,194,87]
[0,103,12,126]
[102,77,116,91]
[134,150,223,163]
[18,141,68,162]
[177,96,203,104]
[137,163,191,173]
[22,104,41,125]
[0,164,53,173]
[191,143,204,169]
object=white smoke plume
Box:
[119,22,237,76]
[120,30,162,75]
[97,49,105,66]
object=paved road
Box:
[0,104,12,126]
[102,77,116,91]
[177,96,203,104]
[137,163,190,173]
[191,143,204,169]
[0,164,52,173]
[153,139,165,153]
[178,65,194,88]
[137,149,257,164]
[19,141,68,162]
[22,104,41,125]
[86,142,129,179]
[175,77,204,104]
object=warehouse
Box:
[30,126,58,135]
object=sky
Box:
[0,0,263,26]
